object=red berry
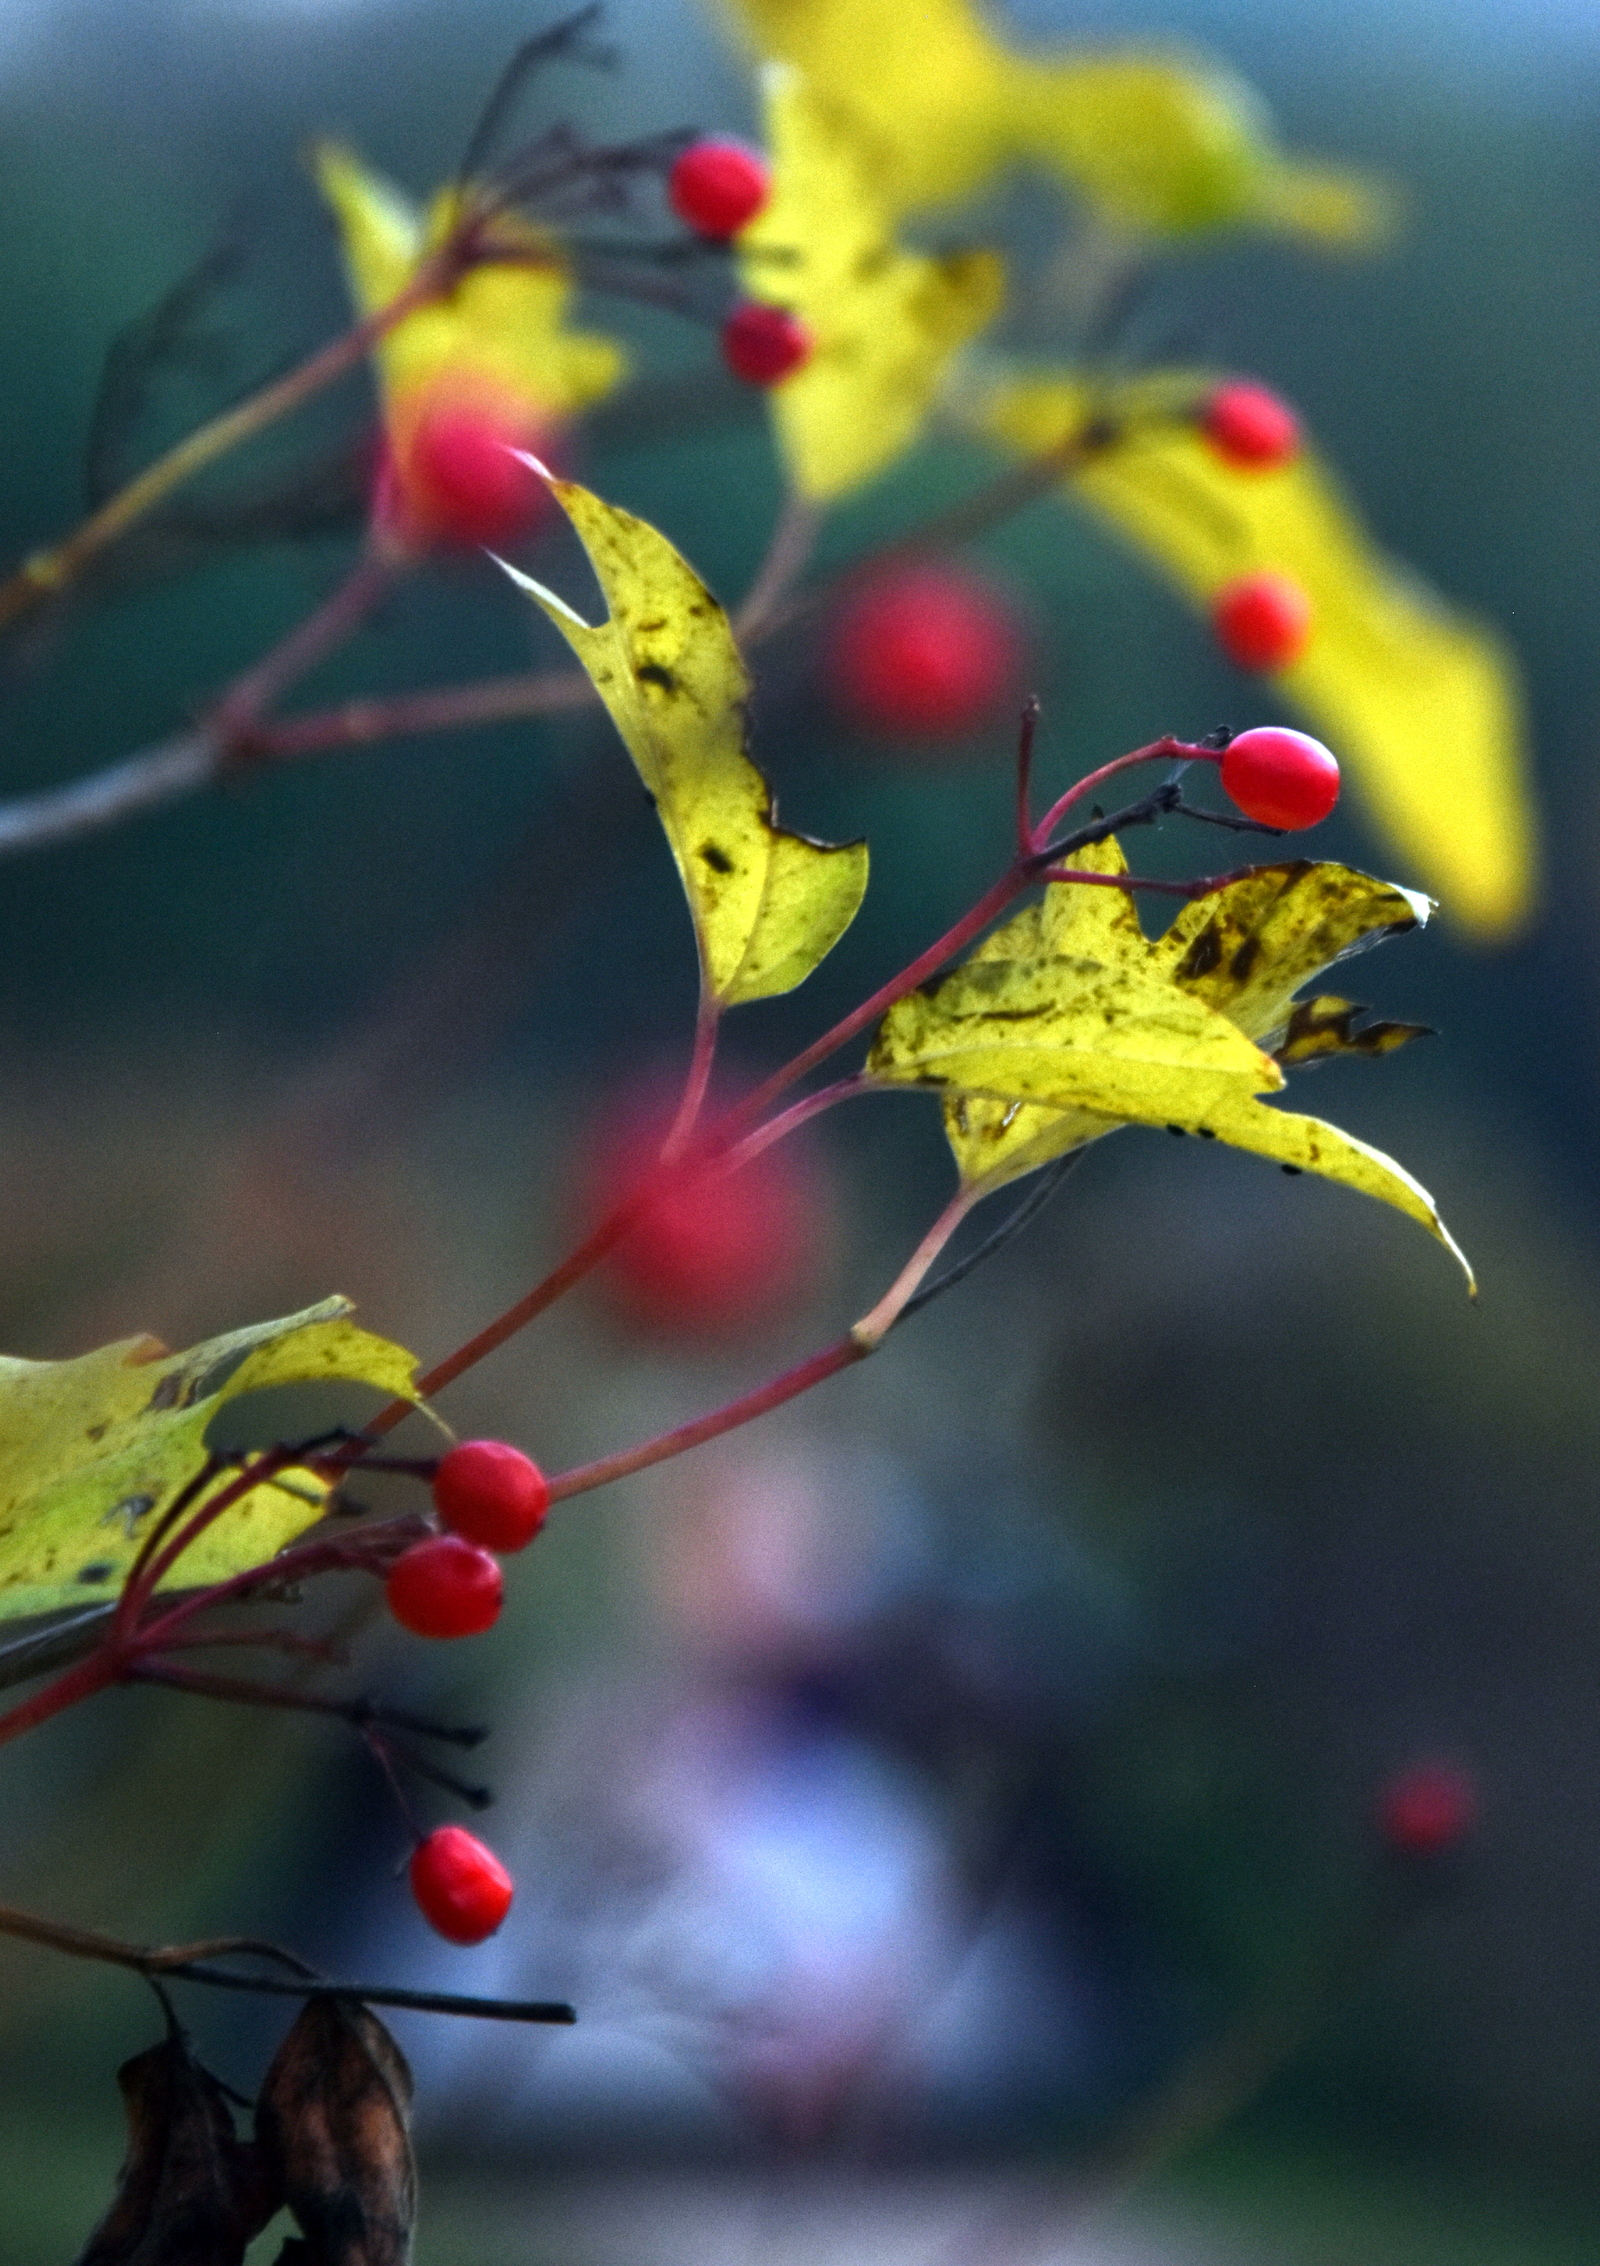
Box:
[721,302,811,386]
[578,1092,827,1337]
[1212,572,1313,671]
[1378,1762,1479,1857]
[433,1440,550,1554]
[409,1824,514,1944]
[386,385,550,551]
[669,137,771,238]
[1201,381,1301,469]
[825,566,1025,740]
[385,1535,503,1639]
[1219,725,1340,830]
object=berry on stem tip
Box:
[721,302,812,387]
[410,1824,515,1944]
[433,1439,550,1554]
[386,1535,504,1639]
[1219,725,1340,830]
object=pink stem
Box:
[546,1336,868,1504]
[659,993,722,1163]
[1031,737,1217,850]
[545,1181,980,1504]
[210,552,398,743]
[0,1649,120,1748]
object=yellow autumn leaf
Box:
[314,142,625,529]
[0,1298,425,1624]
[977,372,1534,939]
[867,836,1471,1288]
[712,0,1384,241]
[499,473,868,1004]
[735,66,1004,501]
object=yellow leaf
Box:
[711,0,1385,242]
[314,143,625,491]
[867,835,1472,1288]
[978,372,1535,938]
[0,1298,425,1624]
[735,68,1003,501]
[499,474,868,1004]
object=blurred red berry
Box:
[1378,1762,1480,1857]
[1213,572,1313,671]
[578,1094,826,1337]
[669,137,771,237]
[1219,725,1340,830]
[409,1824,514,1943]
[721,302,811,386]
[385,1535,503,1639]
[433,1439,550,1554]
[825,565,1025,740]
[1201,381,1301,469]
[383,385,551,551]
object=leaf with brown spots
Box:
[1273,994,1432,1067]
[868,835,1472,1288]
[500,477,868,1004]
[74,2032,278,2266]
[0,1298,425,1623]
[256,1997,415,2266]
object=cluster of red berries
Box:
[385,1439,550,1641]
[664,135,811,388]
[385,1440,551,1944]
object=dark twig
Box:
[459,6,612,184]
[900,1152,1084,1323]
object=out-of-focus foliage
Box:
[735,66,1004,500]
[315,142,625,474]
[0,1298,421,1621]
[974,373,1534,937]
[713,0,1387,238]
[502,472,868,1003]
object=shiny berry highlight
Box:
[385,1535,503,1639]
[409,1825,515,1943]
[433,1439,550,1554]
[1219,726,1340,830]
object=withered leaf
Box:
[74,2032,277,2266]
[1274,993,1433,1067]
[256,1996,415,2266]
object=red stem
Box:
[0,1648,120,1748]
[546,1335,867,1503]
[1031,736,1215,849]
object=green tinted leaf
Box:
[502,474,868,1003]
[0,1298,423,1623]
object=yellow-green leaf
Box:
[500,474,868,1003]
[868,835,1472,1287]
[0,1298,424,1623]
[712,0,1385,241]
[314,142,625,447]
[978,372,1535,938]
[736,66,1004,501]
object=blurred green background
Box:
[1,0,1599,2258]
